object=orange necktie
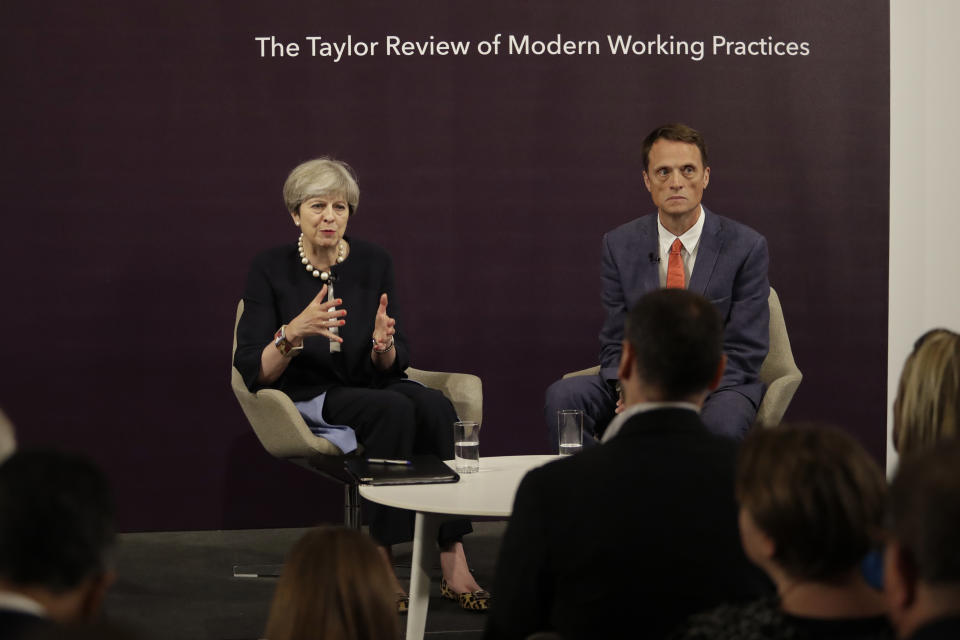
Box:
[666,238,685,289]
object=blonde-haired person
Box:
[265,527,399,640]
[892,328,960,455]
[235,158,487,611]
[669,425,893,640]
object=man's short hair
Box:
[0,449,115,591]
[736,424,885,581]
[887,438,960,583]
[625,289,722,399]
[641,123,709,171]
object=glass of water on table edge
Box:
[454,421,481,473]
[558,409,583,456]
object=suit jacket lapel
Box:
[638,214,660,294]
[688,208,722,295]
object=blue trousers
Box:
[544,374,757,448]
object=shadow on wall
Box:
[221,431,343,529]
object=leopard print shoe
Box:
[440,577,490,612]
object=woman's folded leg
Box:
[384,381,474,542]
[323,386,416,546]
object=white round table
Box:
[359,454,557,640]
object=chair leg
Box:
[344,484,361,529]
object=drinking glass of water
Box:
[453,420,481,473]
[557,410,583,456]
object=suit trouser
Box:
[324,381,472,547]
[544,374,758,445]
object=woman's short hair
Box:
[735,424,885,581]
[282,157,360,215]
[264,527,399,640]
[893,328,960,455]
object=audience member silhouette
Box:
[485,289,769,640]
[0,449,116,640]
[264,526,400,640]
[669,424,893,639]
[884,439,960,639]
[892,328,959,455]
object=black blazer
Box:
[234,237,409,401]
[484,408,770,640]
[0,609,50,639]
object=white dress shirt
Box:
[657,206,705,288]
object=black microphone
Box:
[325,272,340,354]
[648,252,660,264]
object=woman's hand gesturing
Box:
[372,293,396,351]
[287,285,346,344]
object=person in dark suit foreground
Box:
[884,439,960,640]
[0,449,116,639]
[485,289,770,640]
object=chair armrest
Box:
[0,406,15,462]
[755,372,803,428]
[405,368,483,425]
[562,365,601,379]
[231,368,343,458]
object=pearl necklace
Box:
[298,233,345,280]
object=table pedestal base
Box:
[407,511,440,639]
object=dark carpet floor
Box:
[103,521,507,640]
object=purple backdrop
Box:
[0,1,889,531]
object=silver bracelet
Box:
[372,336,395,354]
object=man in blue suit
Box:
[545,123,769,442]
